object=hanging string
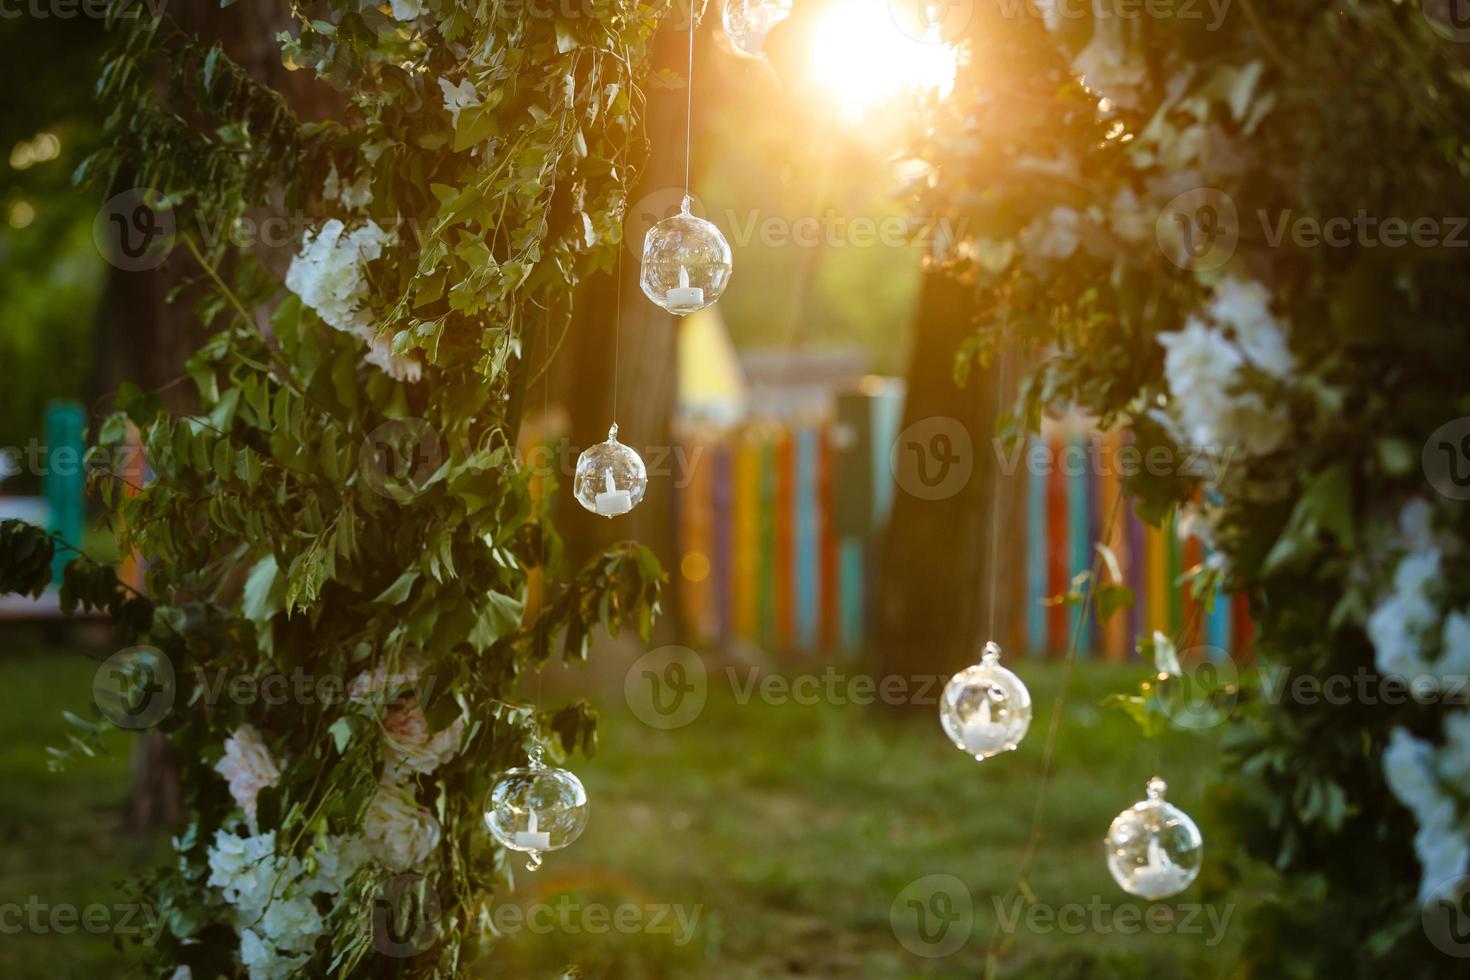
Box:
[981,488,1125,964]
[683,0,696,199]
[984,343,1013,642]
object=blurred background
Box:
[0,1,1250,976]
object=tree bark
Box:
[871,272,1026,694]
[551,19,703,641]
[106,0,335,832]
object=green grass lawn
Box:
[484,652,1244,979]
[0,634,159,979]
[0,639,1248,978]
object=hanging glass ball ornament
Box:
[939,641,1032,760]
[574,424,648,519]
[484,746,589,871]
[1105,777,1204,900]
[640,195,732,316]
[721,0,793,58]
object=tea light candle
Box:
[665,266,704,310]
[1131,837,1191,898]
[961,698,1009,756]
[514,811,551,850]
[594,469,632,517]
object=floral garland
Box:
[0,2,672,978]
[912,1,1470,970]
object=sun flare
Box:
[810,0,958,121]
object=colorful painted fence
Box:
[673,395,1253,659]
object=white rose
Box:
[363,782,442,872]
[214,725,281,821]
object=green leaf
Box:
[469,591,523,649]
[242,555,283,625]
[373,568,420,606]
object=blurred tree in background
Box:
[0,17,108,475]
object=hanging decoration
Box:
[484,743,590,871]
[939,641,1032,759]
[640,195,733,314]
[574,424,649,518]
[721,0,793,58]
[1104,777,1204,900]
[641,0,733,316]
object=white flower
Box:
[325,162,373,211]
[339,172,372,210]
[1398,498,1438,554]
[260,892,324,953]
[363,782,442,871]
[1414,822,1470,903]
[300,836,370,896]
[1369,547,1443,681]
[285,219,393,335]
[240,927,311,980]
[1018,206,1080,263]
[1384,727,1470,902]
[214,726,281,822]
[1369,593,1434,679]
[1208,277,1294,379]
[363,332,423,384]
[285,220,418,381]
[1438,611,1470,685]
[390,0,423,20]
[206,829,293,919]
[1108,187,1149,244]
[168,968,192,980]
[1437,711,1470,786]
[1157,314,1289,459]
[1072,16,1146,109]
[1385,728,1444,819]
[383,698,465,779]
[438,77,481,126]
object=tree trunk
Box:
[871,272,1025,694]
[106,0,335,832]
[551,19,703,642]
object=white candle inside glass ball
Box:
[513,810,551,850]
[594,468,632,517]
[1131,837,1191,898]
[665,266,705,309]
[961,698,1009,755]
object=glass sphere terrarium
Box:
[939,641,1032,760]
[722,0,793,58]
[484,747,589,871]
[574,424,647,518]
[640,195,732,315]
[1105,777,1204,900]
